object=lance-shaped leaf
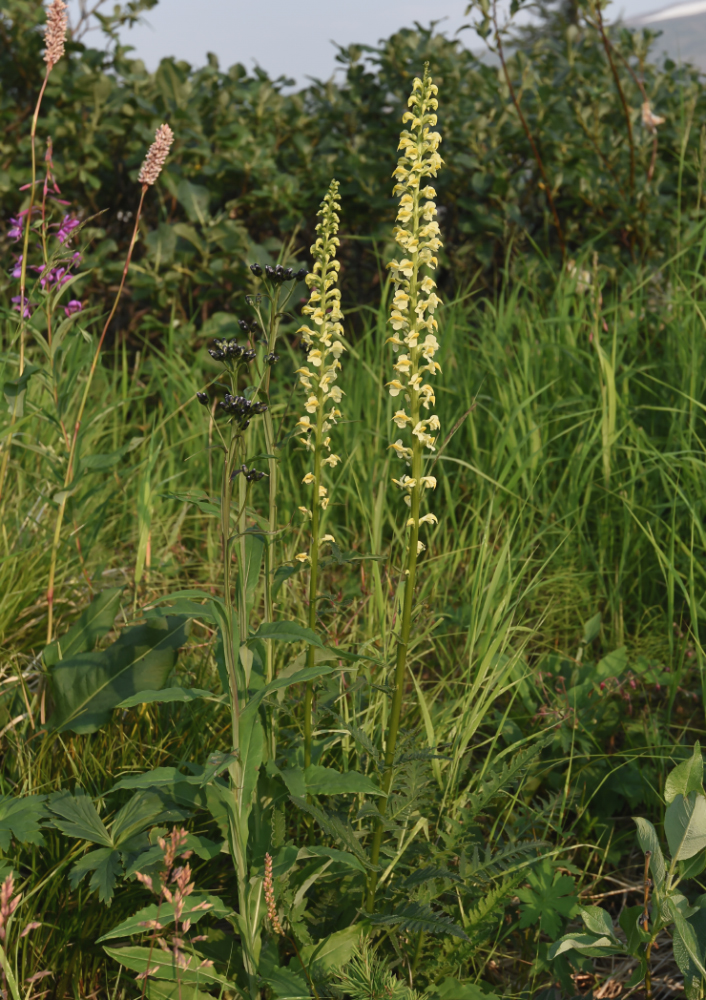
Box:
[98,893,232,942]
[666,743,704,804]
[103,945,238,990]
[665,792,706,861]
[50,616,191,733]
[280,765,384,799]
[116,687,221,709]
[668,897,706,979]
[43,588,123,668]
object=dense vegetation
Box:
[3,1,706,998]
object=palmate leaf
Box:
[48,790,111,845]
[0,794,47,850]
[70,847,122,904]
[516,859,579,938]
[50,615,191,733]
[369,901,468,941]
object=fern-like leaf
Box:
[370,901,468,940]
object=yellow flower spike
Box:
[367,66,445,914]
[296,179,346,772]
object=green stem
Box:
[0,942,21,1000]
[304,396,324,769]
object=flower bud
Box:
[294,268,309,281]
[266,353,280,365]
[250,263,263,276]
[196,391,209,406]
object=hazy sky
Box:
[67,0,661,81]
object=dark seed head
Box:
[265,352,280,366]
[243,349,256,363]
[250,263,263,276]
[238,319,250,332]
[294,268,309,281]
[208,348,225,362]
[196,391,209,406]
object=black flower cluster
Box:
[218,393,267,430]
[231,464,266,483]
[250,263,308,283]
[265,352,280,366]
[208,338,257,366]
[238,317,264,341]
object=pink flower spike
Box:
[20,921,41,938]
[25,971,52,983]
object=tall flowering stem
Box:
[44,123,173,643]
[294,180,346,768]
[366,67,443,911]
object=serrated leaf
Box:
[260,965,309,1000]
[98,893,232,941]
[517,860,579,938]
[281,765,384,799]
[370,902,468,940]
[0,795,47,850]
[70,847,122,903]
[111,790,180,847]
[50,616,191,733]
[666,744,704,804]
[665,793,706,861]
[401,866,463,888]
[634,816,667,889]
[48,790,112,846]
[43,588,123,668]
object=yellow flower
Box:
[295,552,310,563]
[302,472,315,484]
[392,409,412,428]
[387,379,405,397]
[305,395,319,413]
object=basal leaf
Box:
[50,615,191,733]
[111,790,180,847]
[43,588,123,668]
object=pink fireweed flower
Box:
[64,300,82,317]
[55,215,80,243]
[7,217,23,241]
[11,297,34,318]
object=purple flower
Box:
[7,217,23,241]
[64,300,83,317]
[10,254,23,279]
[55,215,80,244]
[11,296,34,318]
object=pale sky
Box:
[67,0,663,81]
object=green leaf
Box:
[249,621,326,648]
[401,866,463,888]
[104,945,238,989]
[668,897,706,978]
[48,790,112,846]
[634,817,667,889]
[98,893,232,941]
[142,599,218,622]
[146,982,212,1000]
[548,933,621,959]
[160,491,221,518]
[50,616,191,733]
[582,612,602,644]
[176,179,211,225]
[290,796,375,869]
[619,905,650,956]
[428,979,500,1000]
[300,926,358,974]
[3,364,38,418]
[43,588,123,668]
[680,852,706,880]
[70,847,122,903]
[117,687,220,709]
[260,965,309,1000]
[370,901,468,940]
[281,765,383,799]
[272,563,303,600]
[240,666,336,724]
[111,790,178,847]
[666,744,704,804]
[240,711,264,811]
[580,906,615,939]
[0,794,47,850]
[665,792,706,861]
[516,860,579,938]
[297,846,366,874]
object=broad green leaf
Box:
[117,687,221,709]
[679,852,706,881]
[240,666,335,725]
[240,530,265,617]
[70,847,122,903]
[548,933,621,959]
[300,926,358,974]
[240,712,264,810]
[48,790,112,846]
[595,646,627,680]
[50,616,191,733]
[633,817,666,889]
[619,904,650,956]
[668,897,706,978]
[665,792,706,861]
[176,179,211,225]
[144,222,177,266]
[580,906,615,939]
[666,744,704,804]
[110,767,186,793]
[249,621,326,648]
[428,979,500,1000]
[0,794,47,850]
[516,860,579,938]
[260,964,309,1000]
[281,765,384,799]
[97,893,232,941]
[43,588,123,668]
[370,901,468,940]
[104,945,238,989]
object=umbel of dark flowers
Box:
[249,263,308,283]
[195,390,267,431]
[208,338,257,368]
[231,464,266,483]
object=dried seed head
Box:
[138,124,175,186]
[264,853,284,936]
[44,0,68,70]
